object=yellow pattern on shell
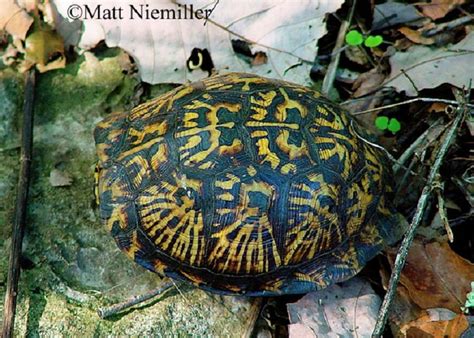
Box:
[128,120,168,145]
[276,130,309,160]
[176,101,242,167]
[138,173,205,267]
[210,180,281,274]
[276,88,308,120]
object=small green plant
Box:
[345,29,383,48]
[461,282,474,314]
[345,30,364,46]
[364,35,383,48]
[375,116,401,134]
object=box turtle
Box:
[94,72,401,296]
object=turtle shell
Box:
[94,72,400,296]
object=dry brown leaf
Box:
[398,27,435,45]
[388,240,474,313]
[417,0,465,20]
[344,45,370,66]
[427,102,448,113]
[380,264,425,336]
[287,277,381,337]
[0,0,34,40]
[382,245,472,337]
[404,311,469,337]
[352,68,386,98]
[393,37,415,51]
[387,30,474,96]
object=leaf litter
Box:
[387,30,474,96]
[53,0,344,84]
[287,277,381,337]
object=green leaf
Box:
[345,30,364,46]
[375,116,389,130]
[364,35,383,48]
[388,118,401,133]
[466,282,474,306]
[463,282,474,313]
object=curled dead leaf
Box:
[344,45,370,66]
[393,37,415,51]
[403,311,469,337]
[417,0,466,21]
[387,240,474,313]
[398,27,435,45]
[427,102,449,113]
[352,68,386,98]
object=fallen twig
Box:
[1,69,36,338]
[393,117,444,173]
[347,97,474,115]
[422,16,474,37]
[435,179,454,242]
[372,97,467,337]
[322,0,357,94]
[97,280,177,319]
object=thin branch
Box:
[395,154,419,199]
[422,16,474,37]
[435,180,454,242]
[400,69,419,95]
[1,69,36,338]
[371,101,467,337]
[346,97,474,116]
[393,117,443,173]
[97,280,176,319]
[322,0,357,94]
